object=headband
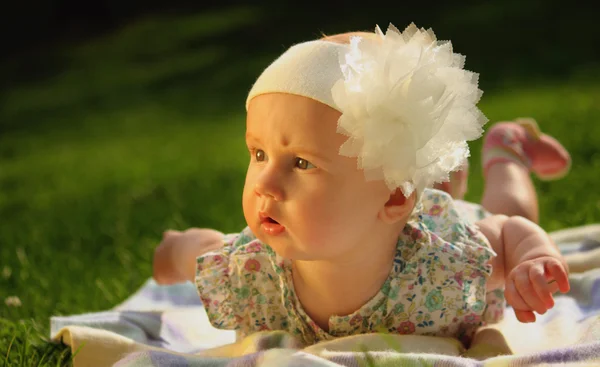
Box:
[246,40,346,112]
[246,23,488,197]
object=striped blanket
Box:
[50,225,600,366]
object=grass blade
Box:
[4,332,17,366]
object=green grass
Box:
[1,5,599,366]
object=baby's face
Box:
[243,93,392,261]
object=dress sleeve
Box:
[418,189,496,276]
[194,227,256,330]
[408,189,499,334]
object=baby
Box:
[153,23,570,347]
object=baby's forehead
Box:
[246,93,341,131]
[246,94,345,154]
[248,93,338,115]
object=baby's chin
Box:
[262,239,322,261]
[248,223,327,260]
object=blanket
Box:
[50,224,600,367]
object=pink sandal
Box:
[482,118,571,180]
[435,118,571,199]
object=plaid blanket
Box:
[50,225,600,367]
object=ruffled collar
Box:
[265,217,427,341]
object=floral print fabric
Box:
[196,189,500,346]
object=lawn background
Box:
[1,2,599,365]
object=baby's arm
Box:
[476,215,570,323]
[153,228,224,284]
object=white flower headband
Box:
[246,23,488,197]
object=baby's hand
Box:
[504,256,570,323]
[153,228,224,285]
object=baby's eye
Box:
[295,157,316,170]
[254,149,267,162]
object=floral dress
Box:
[195,189,503,346]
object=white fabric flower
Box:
[331,23,488,197]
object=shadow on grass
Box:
[0,6,266,136]
[2,1,599,138]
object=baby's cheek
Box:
[242,191,257,227]
[299,208,345,247]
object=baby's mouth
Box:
[264,217,279,224]
[259,212,278,224]
[259,212,285,235]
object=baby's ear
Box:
[379,189,417,224]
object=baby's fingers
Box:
[514,309,536,323]
[546,260,570,293]
[530,263,554,309]
[514,271,548,314]
[508,275,538,322]
[505,278,533,311]
[548,281,560,294]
